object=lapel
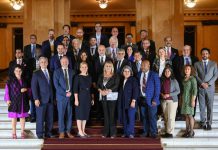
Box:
[39,69,50,86]
[123,77,130,91]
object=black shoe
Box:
[207,125,212,130]
[203,125,207,130]
[188,131,195,138]
[77,133,86,138]
[151,135,158,139]
[37,136,44,139]
[45,134,55,138]
[182,131,189,137]
[140,133,148,137]
[30,118,36,123]
[161,133,173,138]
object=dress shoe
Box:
[37,136,44,139]
[102,135,107,138]
[110,135,116,139]
[45,134,55,138]
[66,132,74,138]
[59,133,65,139]
[151,135,158,139]
[30,118,36,123]
[140,133,148,137]
[129,135,134,138]
[77,133,86,138]
[207,125,212,130]
[202,125,207,130]
[188,131,195,138]
[121,134,127,138]
[84,134,90,138]
[161,133,173,138]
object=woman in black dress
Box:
[97,61,120,138]
[74,62,94,138]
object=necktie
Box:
[117,60,121,72]
[97,38,100,46]
[100,56,104,65]
[137,62,140,72]
[185,57,190,65]
[59,55,62,60]
[142,73,147,92]
[204,61,207,74]
[32,45,36,58]
[43,70,49,84]
[167,47,171,59]
[112,49,116,60]
[64,69,70,91]
[91,48,94,55]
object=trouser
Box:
[123,107,136,136]
[57,98,72,133]
[30,97,36,119]
[161,100,178,134]
[198,88,214,126]
[102,100,117,136]
[36,102,53,137]
[141,104,158,136]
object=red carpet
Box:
[42,137,162,150]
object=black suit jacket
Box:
[141,49,156,65]
[137,39,156,52]
[94,56,112,82]
[97,74,120,92]
[24,44,42,60]
[56,34,75,45]
[114,59,130,74]
[92,33,109,47]
[41,40,57,59]
[169,47,179,61]
[86,46,99,61]
[173,55,199,88]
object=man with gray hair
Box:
[31,56,54,139]
[114,49,130,74]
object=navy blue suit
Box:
[138,71,160,137]
[41,40,57,59]
[50,54,72,75]
[31,69,53,138]
[56,35,75,45]
[118,76,139,136]
[53,68,74,133]
[23,44,42,60]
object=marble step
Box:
[0,130,37,139]
[0,139,43,149]
[161,138,218,149]
[0,122,36,130]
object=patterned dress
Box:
[181,76,197,115]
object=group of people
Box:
[4,23,218,140]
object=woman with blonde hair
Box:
[74,62,94,138]
[97,61,120,138]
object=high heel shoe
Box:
[12,134,17,139]
[77,133,86,138]
[21,132,26,139]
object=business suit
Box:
[118,76,139,136]
[138,71,160,137]
[31,69,53,138]
[97,74,120,137]
[131,61,142,78]
[41,40,57,59]
[114,59,130,74]
[56,35,75,45]
[121,43,138,52]
[53,68,74,133]
[50,54,72,75]
[137,39,156,53]
[23,44,42,60]
[106,47,119,61]
[141,49,156,65]
[86,46,99,61]
[194,60,218,126]
[92,33,109,47]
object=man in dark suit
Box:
[23,34,42,61]
[114,49,130,74]
[86,36,99,61]
[131,50,142,77]
[173,45,199,120]
[106,37,119,62]
[138,60,160,138]
[8,49,29,81]
[31,57,53,139]
[42,29,57,59]
[164,36,179,61]
[50,44,72,76]
[56,24,75,45]
[93,23,109,47]
[137,30,156,52]
[53,56,75,139]
[110,27,123,48]
[141,39,156,65]
[121,33,138,52]
[75,28,88,50]
[66,38,81,67]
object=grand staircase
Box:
[0,88,218,150]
